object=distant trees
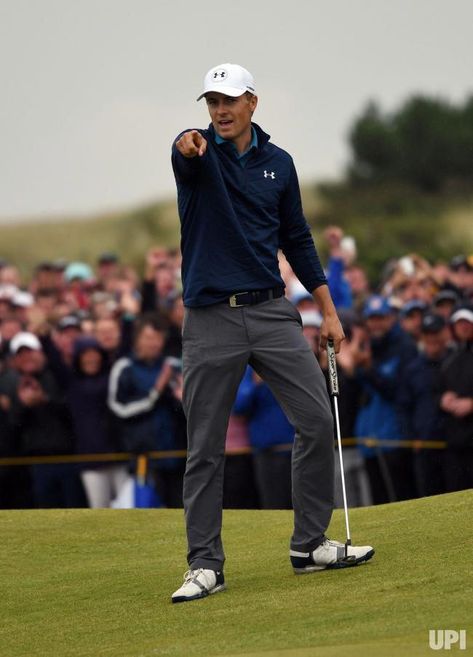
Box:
[348,95,473,191]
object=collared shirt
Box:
[214,126,258,167]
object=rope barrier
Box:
[0,437,448,467]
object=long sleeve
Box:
[278,161,327,293]
[108,358,159,419]
[326,256,353,309]
[171,131,208,183]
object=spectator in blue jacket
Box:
[397,313,453,497]
[108,314,186,507]
[233,366,294,509]
[324,226,353,310]
[354,296,418,504]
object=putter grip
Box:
[327,339,339,396]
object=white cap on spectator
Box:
[300,310,323,328]
[451,308,473,324]
[12,291,34,308]
[10,332,42,354]
[288,279,308,299]
[0,284,19,301]
[197,63,256,101]
[291,289,314,305]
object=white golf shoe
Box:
[171,568,226,603]
[290,538,375,574]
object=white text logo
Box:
[429,630,467,650]
[264,170,275,179]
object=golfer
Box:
[171,63,374,603]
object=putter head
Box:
[342,541,356,564]
[341,555,357,563]
[327,553,358,569]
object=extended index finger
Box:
[190,130,203,146]
[191,130,207,156]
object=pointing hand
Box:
[176,130,207,158]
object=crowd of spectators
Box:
[0,227,472,510]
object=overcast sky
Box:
[1,0,472,221]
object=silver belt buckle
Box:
[229,292,247,308]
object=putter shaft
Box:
[327,340,352,556]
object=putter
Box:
[327,338,354,561]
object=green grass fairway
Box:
[1,491,472,657]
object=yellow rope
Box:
[0,437,448,467]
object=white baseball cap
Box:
[451,308,473,324]
[11,291,35,308]
[10,331,42,354]
[0,284,18,301]
[197,63,256,101]
[300,310,323,329]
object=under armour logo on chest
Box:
[264,170,276,179]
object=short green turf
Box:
[1,491,472,657]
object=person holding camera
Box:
[108,314,185,507]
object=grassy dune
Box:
[1,490,472,657]
[2,185,473,282]
[0,199,180,277]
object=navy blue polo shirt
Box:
[171,122,327,307]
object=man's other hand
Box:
[320,313,345,353]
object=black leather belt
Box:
[227,287,284,308]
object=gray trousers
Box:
[182,295,335,570]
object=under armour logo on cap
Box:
[212,69,228,81]
[197,63,256,101]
